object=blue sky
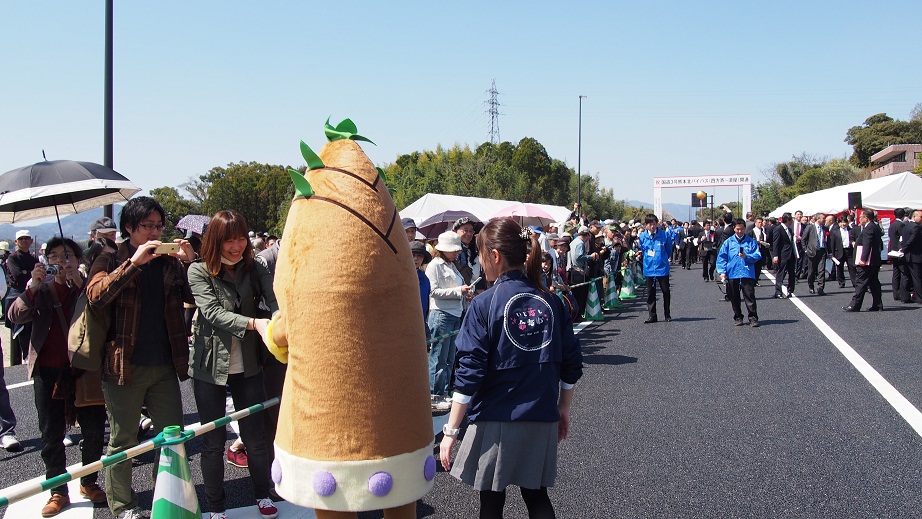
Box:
[1,1,918,213]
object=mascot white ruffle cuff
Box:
[262,119,434,519]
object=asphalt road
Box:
[2,263,921,518]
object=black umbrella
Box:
[417,210,483,239]
[0,160,140,236]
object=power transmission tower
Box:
[486,79,500,144]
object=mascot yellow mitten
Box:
[265,119,433,519]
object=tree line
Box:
[149,108,922,239]
[751,109,922,216]
[150,137,649,240]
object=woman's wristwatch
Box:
[442,424,460,437]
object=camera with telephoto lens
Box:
[44,264,61,277]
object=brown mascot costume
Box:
[261,119,434,518]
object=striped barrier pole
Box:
[0,397,279,510]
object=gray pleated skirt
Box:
[450,420,558,491]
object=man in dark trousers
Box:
[771,212,799,298]
[699,220,718,281]
[5,230,39,365]
[900,209,922,304]
[827,216,854,289]
[844,209,884,312]
[802,213,827,295]
[888,208,907,302]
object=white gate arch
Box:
[653,174,752,220]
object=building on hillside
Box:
[869,144,922,178]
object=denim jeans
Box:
[427,310,461,397]
[193,372,272,513]
[34,367,107,495]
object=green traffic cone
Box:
[151,426,202,519]
[583,279,605,321]
[619,267,637,299]
[603,272,623,309]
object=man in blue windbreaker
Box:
[637,214,675,323]
[716,218,762,327]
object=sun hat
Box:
[435,231,463,253]
[409,240,432,263]
[0,241,9,252]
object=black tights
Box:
[479,487,555,519]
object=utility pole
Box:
[487,79,500,144]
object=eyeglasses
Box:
[137,222,165,232]
[46,252,73,262]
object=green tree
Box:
[149,186,202,240]
[845,113,922,168]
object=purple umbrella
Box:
[175,214,211,235]
[416,210,483,239]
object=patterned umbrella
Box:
[175,214,211,235]
[417,210,482,239]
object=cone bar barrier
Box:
[0,397,280,510]
[152,425,201,519]
[619,267,637,299]
[582,280,605,321]
[603,272,623,309]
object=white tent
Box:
[400,193,572,228]
[770,172,922,217]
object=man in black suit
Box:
[844,209,885,311]
[827,216,853,289]
[801,212,827,295]
[888,208,907,301]
[700,220,718,281]
[771,212,798,298]
[900,209,922,304]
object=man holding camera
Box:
[86,197,196,519]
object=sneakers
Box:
[431,394,451,412]
[734,318,745,326]
[139,416,153,431]
[1,434,22,452]
[750,319,760,328]
[209,513,227,519]
[79,482,107,503]
[41,494,70,517]
[226,445,249,468]
[257,497,279,519]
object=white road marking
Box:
[762,270,922,437]
[5,379,33,390]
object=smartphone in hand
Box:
[153,243,180,255]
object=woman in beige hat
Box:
[426,231,473,411]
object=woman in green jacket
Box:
[188,210,279,519]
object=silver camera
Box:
[44,264,61,276]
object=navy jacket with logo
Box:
[453,269,583,423]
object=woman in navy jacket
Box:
[439,217,583,519]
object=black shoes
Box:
[644,318,658,324]
[866,306,884,312]
[842,306,859,312]
[664,316,672,322]
[817,289,825,296]
[774,294,786,299]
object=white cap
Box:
[15,230,31,240]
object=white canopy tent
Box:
[769,172,922,217]
[400,193,572,228]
